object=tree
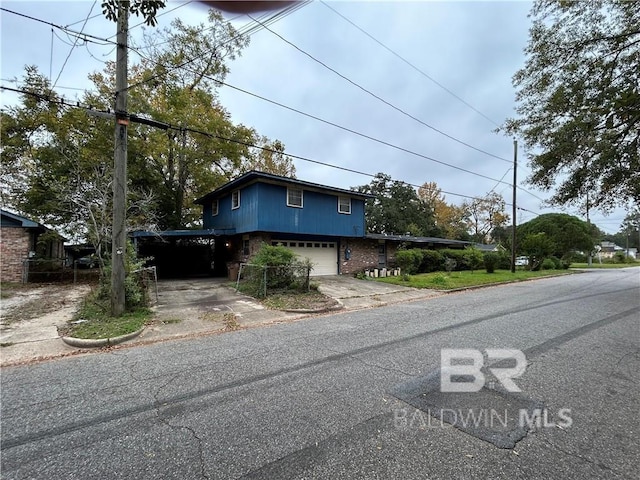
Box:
[462,193,509,244]
[517,213,596,260]
[417,182,470,240]
[503,0,640,212]
[101,0,166,26]
[354,173,439,236]
[520,233,556,270]
[2,11,295,236]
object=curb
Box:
[60,326,145,348]
[441,271,575,294]
[281,303,344,314]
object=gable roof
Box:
[1,209,44,230]
[195,170,373,205]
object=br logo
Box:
[440,349,527,393]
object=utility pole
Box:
[511,139,517,274]
[586,192,592,267]
[111,2,129,316]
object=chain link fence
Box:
[234,262,312,298]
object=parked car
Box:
[515,256,529,266]
[76,255,99,269]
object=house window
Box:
[338,196,351,214]
[287,188,303,208]
[211,200,219,216]
[243,239,250,256]
[231,190,240,210]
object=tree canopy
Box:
[504,0,639,212]
[353,173,439,237]
[517,213,597,258]
[417,182,470,241]
[0,11,295,245]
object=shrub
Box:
[541,258,556,270]
[439,249,466,271]
[548,256,562,269]
[484,252,499,273]
[395,249,423,274]
[463,248,484,272]
[496,251,512,270]
[420,249,445,272]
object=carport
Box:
[131,229,235,278]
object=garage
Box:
[273,240,338,276]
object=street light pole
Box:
[111,3,129,316]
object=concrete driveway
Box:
[0,275,437,366]
[316,275,441,309]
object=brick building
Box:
[1,210,65,283]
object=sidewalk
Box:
[0,277,439,367]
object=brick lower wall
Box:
[339,238,399,275]
[230,233,272,263]
[1,227,31,283]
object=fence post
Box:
[263,266,267,297]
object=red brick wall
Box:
[1,227,31,283]
[339,238,400,275]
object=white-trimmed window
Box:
[287,188,303,208]
[338,196,351,214]
[231,190,240,210]
[211,200,219,216]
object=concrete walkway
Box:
[0,276,440,366]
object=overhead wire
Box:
[319,0,501,129]
[0,83,539,217]
[1,5,546,206]
[246,13,513,165]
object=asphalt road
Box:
[2,268,639,479]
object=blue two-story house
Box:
[192,171,470,276]
[194,171,371,275]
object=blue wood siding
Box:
[202,183,259,232]
[202,182,365,237]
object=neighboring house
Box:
[0,209,65,282]
[193,171,470,276]
[598,241,637,260]
[473,244,506,253]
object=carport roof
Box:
[365,233,471,246]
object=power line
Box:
[1,6,546,203]
[0,7,114,45]
[319,0,501,129]
[125,0,311,92]
[0,83,539,217]
[247,13,512,165]
[51,1,97,90]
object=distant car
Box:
[76,255,99,269]
[515,256,529,266]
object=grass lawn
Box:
[571,262,638,269]
[60,296,151,339]
[375,269,573,290]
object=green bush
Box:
[395,249,423,274]
[549,256,562,269]
[439,249,466,271]
[484,252,499,273]
[496,251,512,270]
[96,241,150,311]
[463,248,484,272]
[541,258,556,270]
[420,249,444,272]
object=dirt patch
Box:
[0,284,91,325]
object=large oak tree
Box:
[504,0,639,212]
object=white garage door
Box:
[273,240,337,276]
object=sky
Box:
[0,0,629,234]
